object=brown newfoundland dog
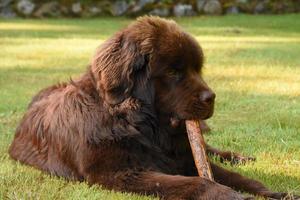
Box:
[9,17,289,200]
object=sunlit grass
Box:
[1,38,101,69]
[0,23,80,31]
[196,36,300,42]
[0,14,300,199]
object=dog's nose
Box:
[200,91,215,104]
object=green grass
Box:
[0,14,300,199]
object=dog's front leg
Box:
[83,169,248,200]
[206,144,256,165]
[199,120,256,164]
[211,163,298,199]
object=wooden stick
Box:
[185,120,214,180]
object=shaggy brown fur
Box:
[9,16,290,200]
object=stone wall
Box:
[1,0,299,18]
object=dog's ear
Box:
[91,32,151,106]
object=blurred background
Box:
[0,0,300,18]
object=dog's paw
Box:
[205,183,247,200]
[230,155,256,165]
[243,196,255,200]
[260,191,300,200]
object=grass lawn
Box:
[0,14,300,199]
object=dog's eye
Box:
[108,87,122,95]
[167,69,179,76]
[167,69,182,81]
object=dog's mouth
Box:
[170,109,213,128]
[198,108,214,120]
[168,99,215,128]
[177,105,214,120]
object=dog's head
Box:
[91,16,215,120]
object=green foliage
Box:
[0,15,300,199]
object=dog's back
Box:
[9,83,66,170]
[9,79,95,180]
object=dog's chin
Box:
[169,110,213,128]
[177,109,214,121]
